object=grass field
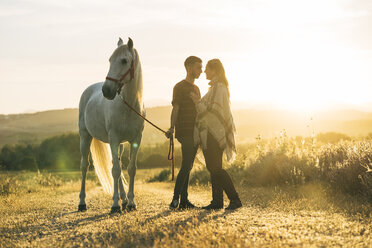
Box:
[0,170,371,247]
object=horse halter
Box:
[105,58,135,94]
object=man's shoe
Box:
[179,200,196,210]
[169,199,179,210]
[225,199,242,210]
[202,201,223,210]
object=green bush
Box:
[37,133,80,171]
[147,169,171,182]
[189,169,210,185]
[0,144,38,171]
[0,133,180,171]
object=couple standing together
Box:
[165,56,242,211]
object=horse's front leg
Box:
[118,144,129,210]
[109,140,122,213]
[127,139,141,211]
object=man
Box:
[166,56,202,209]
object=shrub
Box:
[148,169,171,182]
[139,154,170,169]
[0,177,20,195]
[187,136,371,199]
[316,132,351,144]
[318,141,372,195]
[34,170,63,187]
[37,133,80,171]
[189,169,210,185]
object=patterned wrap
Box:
[194,80,236,162]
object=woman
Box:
[190,59,242,210]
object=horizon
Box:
[2,101,372,116]
[1,0,371,114]
[1,100,372,148]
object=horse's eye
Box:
[121,58,127,64]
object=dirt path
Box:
[0,181,371,247]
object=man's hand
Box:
[165,127,174,139]
[190,92,200,104]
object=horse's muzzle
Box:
[102,85,116,100]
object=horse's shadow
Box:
[2,211,109,239]
[62,212,109,226]
[139,209,174,226]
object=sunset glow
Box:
[0,0,371,114]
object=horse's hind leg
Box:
[78,130,92,212]
[127,138,141,211]
[118,144,128,210]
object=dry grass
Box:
[0,171,371,247]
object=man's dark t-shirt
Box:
[172,80,201,139]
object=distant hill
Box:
[232,109,372,142]
[0,107,372,147]
[0,109,79,147]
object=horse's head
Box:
[102,37,135,100]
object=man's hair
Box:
[184,56,202,68]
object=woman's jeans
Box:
[203,133,239,204]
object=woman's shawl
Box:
[194,81,236,162]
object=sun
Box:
[227,38,366,112]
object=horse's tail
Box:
[90,138,127,195]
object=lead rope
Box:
[120,96,175,180]
[167,135,174,180]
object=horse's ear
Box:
[127,37,133,50]
[117,37,123,47]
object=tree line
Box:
[1,131,368,172]
[0,133,178,171]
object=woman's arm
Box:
[190,92,208,114]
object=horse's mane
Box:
[133,49,143,112]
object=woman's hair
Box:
[206,59,230,98]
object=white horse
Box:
[78,37,144,213]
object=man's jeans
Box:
[172,136,197,202]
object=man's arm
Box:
[166,104,179,138]
[170,104,179,130]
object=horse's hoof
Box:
[78,204,87,212]
[122,202,127,211]
[127,205,137,212]
[110,206,122,214]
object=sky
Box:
[0,0,372,114]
